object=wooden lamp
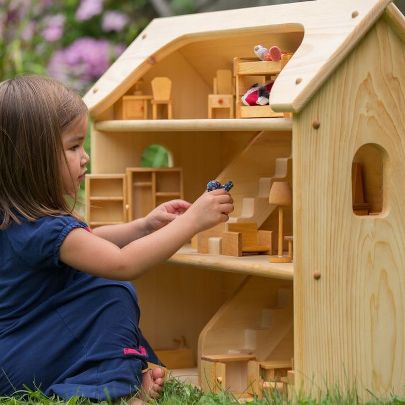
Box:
[269,181,292,263]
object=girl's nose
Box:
[82,151,90,165]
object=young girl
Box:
[0,75,234,403]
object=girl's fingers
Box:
[217,194,233,204]
[221,203,234,214]
[221,213,229,222]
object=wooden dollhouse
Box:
[83,0,405,399]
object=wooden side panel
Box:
[293,18,405,397]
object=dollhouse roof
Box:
[83,0,405,116]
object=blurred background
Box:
[1,0,404,95]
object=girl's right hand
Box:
[184,189,234,234]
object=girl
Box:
[0,75,233,403]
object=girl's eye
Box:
[70,145,80,151]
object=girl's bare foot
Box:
[129,367,165,404]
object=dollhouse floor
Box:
[169,245,293,280]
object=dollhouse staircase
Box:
[197,130,291,253]
[199,276,293,393]
[227,156,292,225]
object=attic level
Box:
[100,28,304,121]
[85,0,397,119]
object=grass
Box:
[1,379,404,405]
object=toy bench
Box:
[221,223,272,257]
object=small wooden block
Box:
[269,255,292,263]
[208,237,222,255]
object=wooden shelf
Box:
[89,196,124,201]
[133,182,153,186]
[239,106,284,119]
[156,192,182,197]
[169,245,293,280]
[235,59,283,76]
[95,118,292,133]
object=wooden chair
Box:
[151,77,173,119]
[221,222,272,256]
[247,360,292,399]
[208,69,234,119]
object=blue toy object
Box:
[206,180,234,192]
[207,180,222,192]
[222,181,233,192]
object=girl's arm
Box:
[92,200,191,247]
[60,190,233,280]
[91,218,149,247]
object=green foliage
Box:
[140,144,171,168]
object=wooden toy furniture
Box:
[268,181,292,263]
[284,235,293,261]
[126,167,183,220]
[234,57,285,119]
[200,353,255,397]
[122,95,152,119]
[352,162,370,215]
[85,174,127,228]
[247,360,292,398]
[221,222,272,256]
[207,69,234,119]
[84,0,405,400]
[151,77,173,119]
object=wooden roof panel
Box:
[84,0,397,116]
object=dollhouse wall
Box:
[293,17,405,395]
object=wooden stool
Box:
[200,353,255,394]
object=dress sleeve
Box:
[7,215,88,269]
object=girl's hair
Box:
[0,75,88,229]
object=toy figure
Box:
[207,180,234,192]
[253,45,282,62]
[241,81,275,106]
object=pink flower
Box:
[42,14,65,42]
[47,37,124,93]
[21,21,35,41]
[101,10,128,32]
[75,0,103,22]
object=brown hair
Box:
[0,75,88,228]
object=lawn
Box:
[1,378,404,405]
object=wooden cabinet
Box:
[85,174,127,228]
[121,95,153,119]
[234,57,285,119]
[126,168,183,221]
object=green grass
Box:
[1,379,404,405]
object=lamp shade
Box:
[269,181,292,206]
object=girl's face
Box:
[61,115,89,196]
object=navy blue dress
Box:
[0,215,159,400]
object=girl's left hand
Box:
[145,199,191,232]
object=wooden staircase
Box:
[196,130,292,253]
